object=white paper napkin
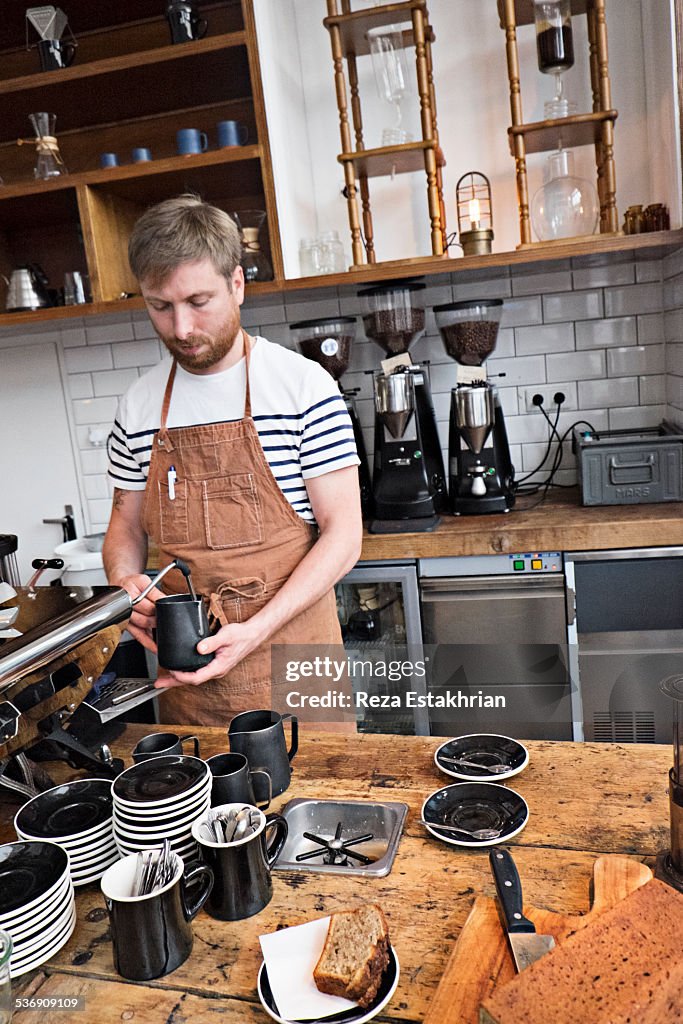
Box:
[259,916,358,1021]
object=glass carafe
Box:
[530,149,599,241]
[29,112,68,179]
[231,210,273,282]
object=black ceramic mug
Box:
[100,850,213,980]
[191,804,287,921]
[228,710,298,800]
[207,752,271,810]
[165,1,208,43]
[155,594,214,671]
[37,38,76,70]
[131,731,200,763]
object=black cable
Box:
[519,415,598,506]
[518,395,561,487]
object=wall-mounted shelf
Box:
[1,227,680,328]
[0,0,283,309]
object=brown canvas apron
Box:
[141,335,342,725]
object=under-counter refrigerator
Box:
[335,561,428,734]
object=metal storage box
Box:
[574,422,683,506]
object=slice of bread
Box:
[313,904,390,1009]
[479,878,683,1024]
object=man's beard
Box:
[161,310,241,372]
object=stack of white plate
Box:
[14,779,118,886]
[112,755,211,863]
[0,840,76,978]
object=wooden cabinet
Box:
[0,0,283,316]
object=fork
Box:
[420,819,503,841]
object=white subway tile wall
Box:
[4,249,682,532]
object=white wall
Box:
[258,0,679,275]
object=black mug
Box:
[37,38,76,70]
[131,731,200,763]
[155,594,214,671]
[100,851,213,980]
[192,804,287,921]
[207,752,271,810]
[228,710,298,800]
[165,2,208,44]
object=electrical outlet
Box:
[523,387,570,413]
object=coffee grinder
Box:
[289,316,373,519]
[434,299,515,514]
[359,282,447,533]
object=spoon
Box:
[420,819,503,841]
[440,756,511,775]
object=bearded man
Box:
[103,195,362,725]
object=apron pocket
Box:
[158,479,189,545]
[203,474,264,549]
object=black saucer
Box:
[113,755,208,803]
[16,779,113,838]
[435,734,528,782]
[422,782,529,848]
[0,841,69,915]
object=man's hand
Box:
[116,573,165,653]
[155,617,267,688]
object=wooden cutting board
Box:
[423,855,653,1024]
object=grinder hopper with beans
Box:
[434,298,515,515]
[357,281,448,534]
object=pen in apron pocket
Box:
[168,465,177,500]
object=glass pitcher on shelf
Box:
[26,112,68,179]
[231,210,273,282]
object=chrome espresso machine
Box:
[434,299,515,515]
[359,282,447,533]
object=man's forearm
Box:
[250,525,360,643]
[102,491,149,586]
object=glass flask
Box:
[367,24,413,145]
[231,210,273,282]
[530,149,599,242]
[29,112,68,179]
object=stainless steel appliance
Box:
[3,264,50,311]
[335,560,428,734]
[434,300,515,515]
[419,553,571,739]
[272,798,407,877]
[565,546,683,742]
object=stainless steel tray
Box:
[272,797,408,877]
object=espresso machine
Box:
[359,282,447,533]
[289,316,373,519]
[434,299,515,515]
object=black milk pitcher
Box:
[192,804,287,921]
[228,710,298,799]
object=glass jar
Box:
[299,237,322,277]
[530,150,599,242]
[317,231,346,274]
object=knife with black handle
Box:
[489,848,555,971]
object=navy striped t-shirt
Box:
[107,336,359,523]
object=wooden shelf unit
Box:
[499,0,618,246]
[324,0,446,268]
[0,0,283,310]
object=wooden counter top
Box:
[4,726,673,1023]
[147,490,683,570]
[360,489,683,561]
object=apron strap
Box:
[158,359,178,445]
[243,330,253,419]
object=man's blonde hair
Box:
[128,194,242,286]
